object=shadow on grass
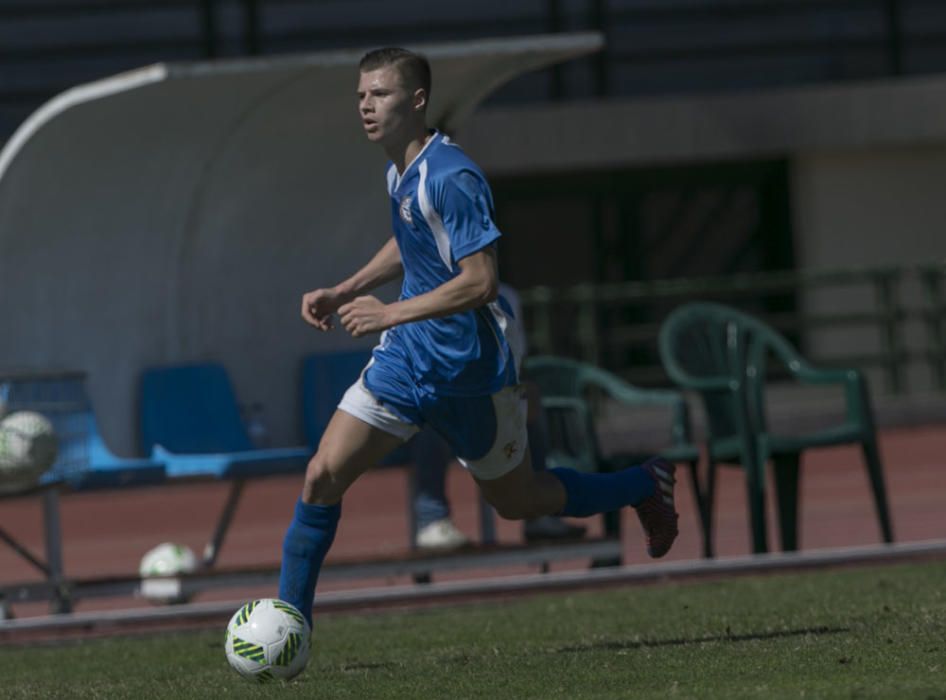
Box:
[555,626,849,654]
[337,661,400,672]
[318,627,852,673]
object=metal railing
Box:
[518,263,946,394]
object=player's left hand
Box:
[338,295,392,337]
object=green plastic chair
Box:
[523,355,709,557]
[658,301,894,555]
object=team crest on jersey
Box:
[399,196,413,224]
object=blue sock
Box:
[550,466,656,517]
[278,499,341,627]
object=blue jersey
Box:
[366,131,518,398]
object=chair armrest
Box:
[784,358,855,386]
[600,382,682,408]
[582,364,734,402]
[774,358,871,424]
[766,331,859,387]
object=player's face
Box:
[357,66,420,143]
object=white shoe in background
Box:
[415,518,471,552]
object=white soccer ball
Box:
[0,411,58,494]
[225,598,311,682]
[139,542,198,604]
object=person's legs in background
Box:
[410,426,470,551]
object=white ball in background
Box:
[0,411,58,494]
[139,542,199,604]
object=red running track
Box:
[1,424,943,619]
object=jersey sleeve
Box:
[433,169,502,263]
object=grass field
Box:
[2,561,945,699]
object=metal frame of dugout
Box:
[1,469,621,619]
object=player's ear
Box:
[412,88,427,112]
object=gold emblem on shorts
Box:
[503,441,518,459]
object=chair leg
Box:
[772,452,801,552]
[745,457,768,555]
[705,460,718,558]
[600,460,622,543]
[861,437,895,544]
[687,459,713,558]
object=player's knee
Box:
[301,453,346,504]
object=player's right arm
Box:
[301,237,402,330]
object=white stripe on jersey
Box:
[417,159,453,272]
[388,134,439,195]
[488,300,525,376]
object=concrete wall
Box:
[791,147,946,392]
[458,74,946,394]
[792,147,946,269]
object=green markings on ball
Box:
[274,632,302,667]
[235,600,259,626]
[255,669,274,683]
[232,637,266,663]
[272,600,305,627]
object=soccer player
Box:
[412,283,587,551]
[279,47,678,626]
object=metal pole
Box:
[589,0,609,97]
[920,265,946,390]
[243,0,261,56]
[0,525,50,576]
[576,284,601,366]
[875,270,904,394]
[199,0,217,59]
[547,0,565,100]
[42,489,71,613]
[884,0,904,76]
[530,287,555,356]
[202,480,246,569]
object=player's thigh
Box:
[305,409,405,496]
[428,385,528,479]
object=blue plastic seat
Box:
[69,415,167,489]
[139,363,308,478]
[300,350,410,465]
[301,350,373,450]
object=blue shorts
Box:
[337,356,527,481]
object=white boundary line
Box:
[3,539,945,635]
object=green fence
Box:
[519,263,946,394]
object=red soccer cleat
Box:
[634,457,679,558]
